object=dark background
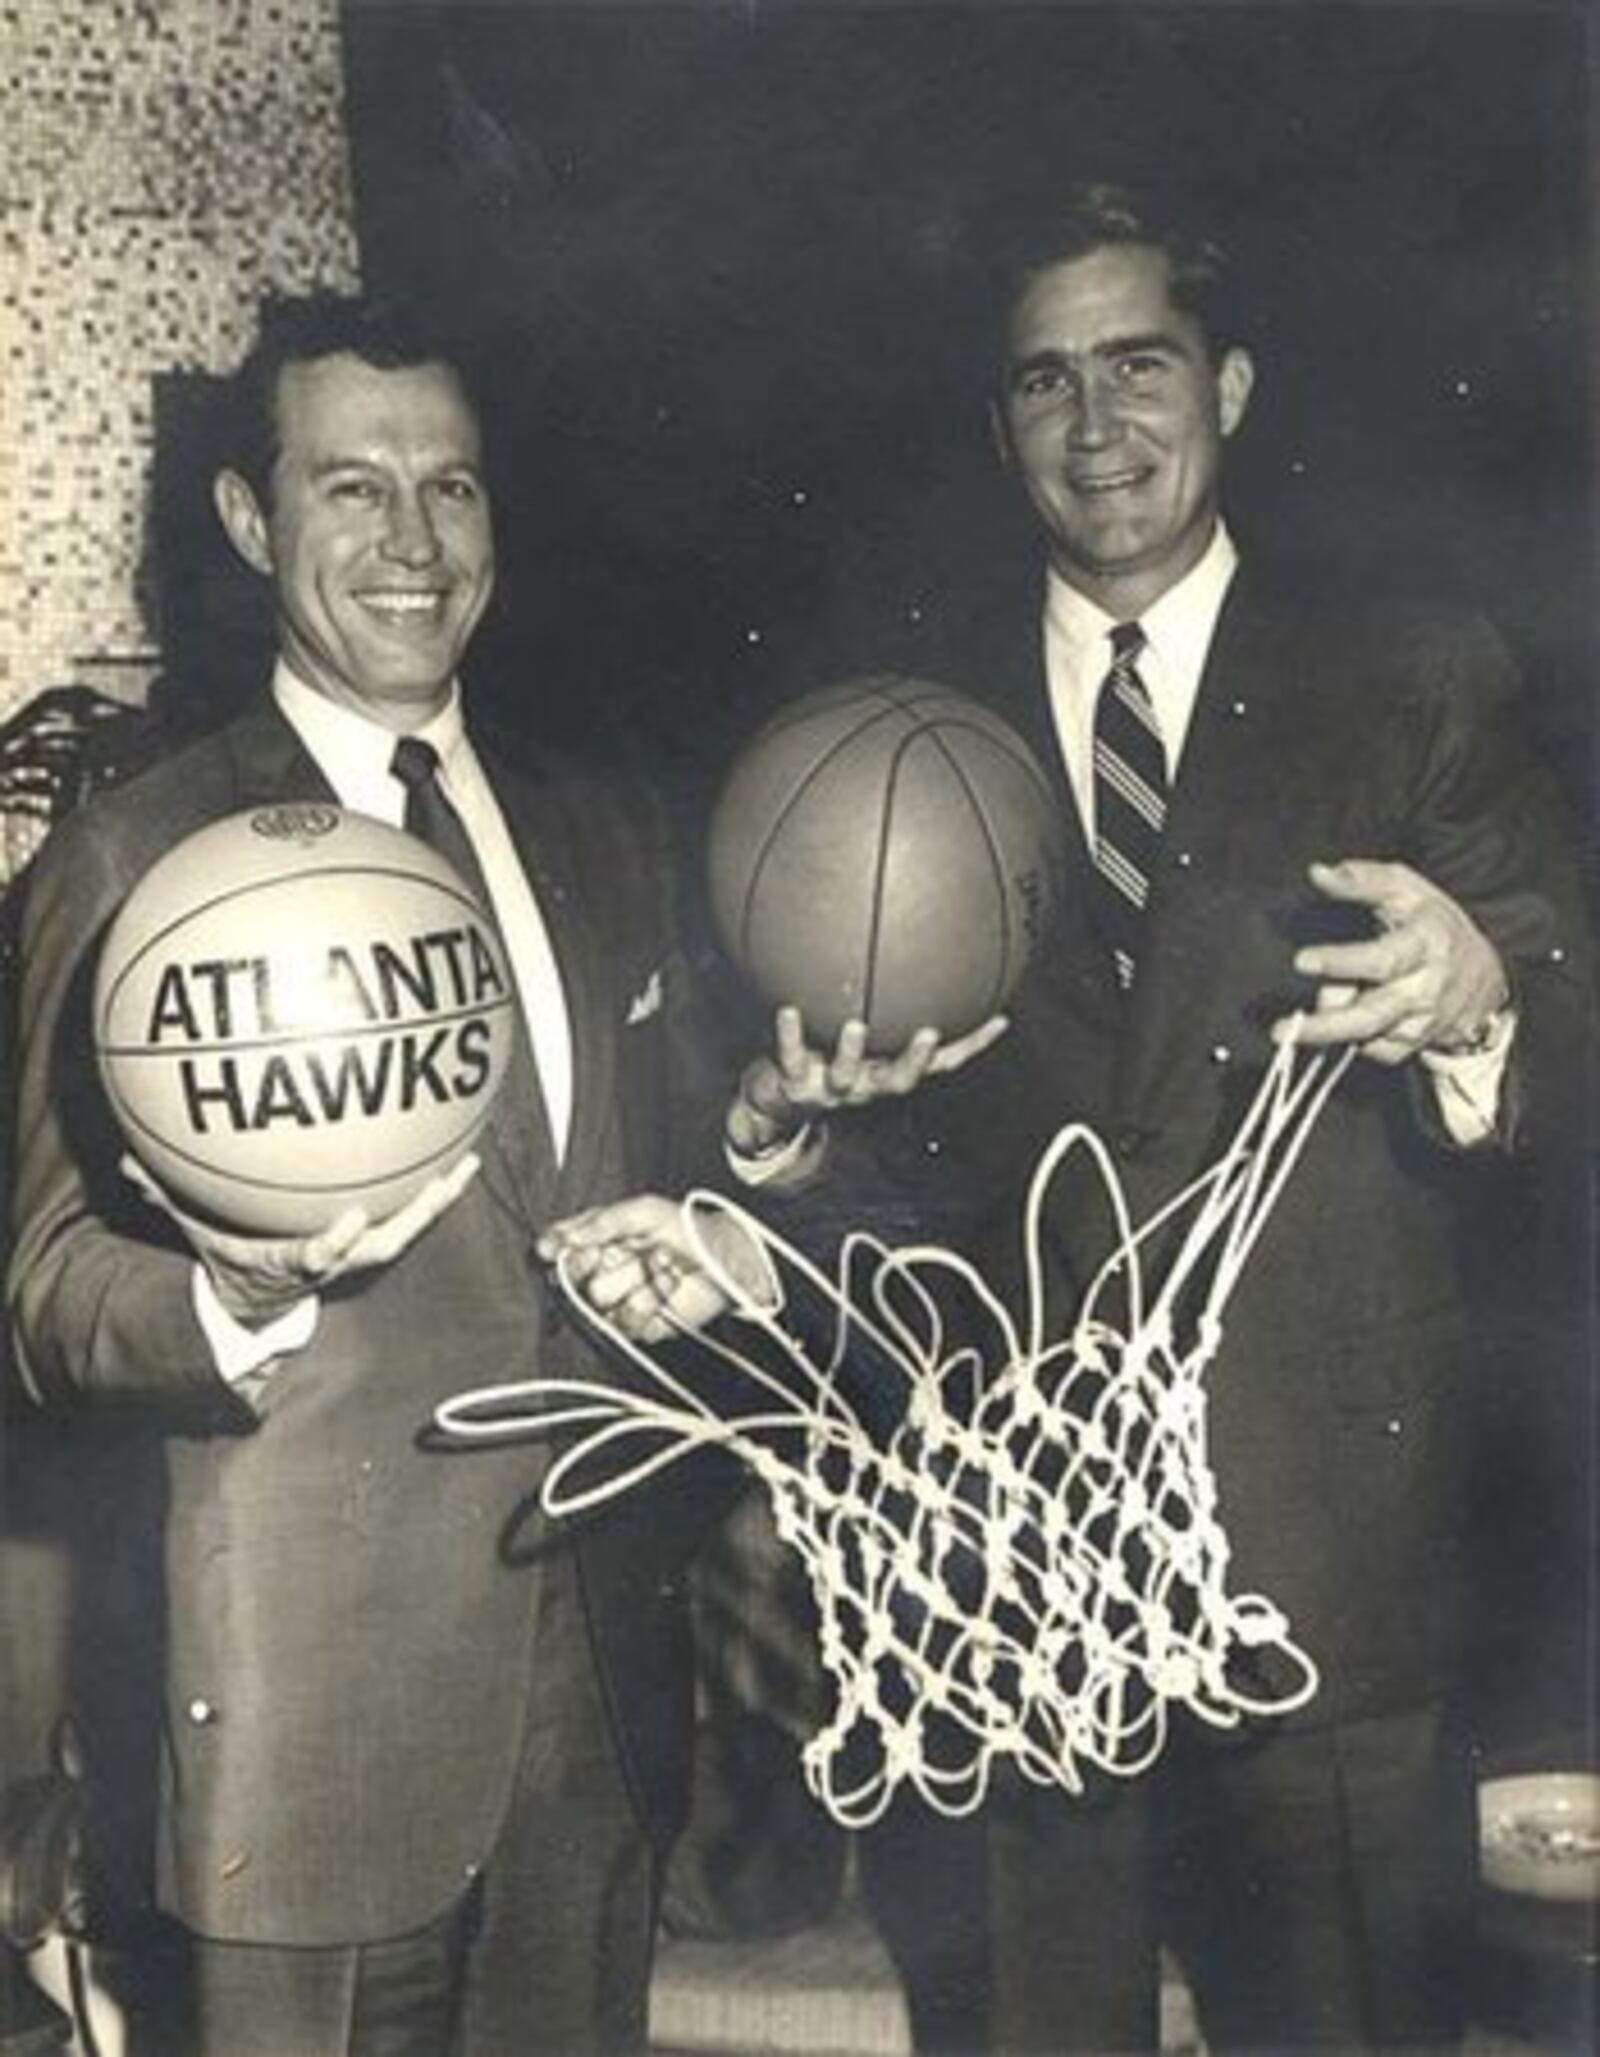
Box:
[327,0,1594,821]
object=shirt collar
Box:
[272,662,467,817]
[1044,522,1238,667]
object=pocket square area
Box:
[625,968,663,1024]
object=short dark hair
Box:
[225,293,483,500]
[992,180,1245,364]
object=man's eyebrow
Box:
[1092,329,1188,360]
[1007,348,1069,386]
[1008,329,1190,380]
[305,454,484,479]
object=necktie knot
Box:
[391,734,442,798]
[1110,620,1147,666]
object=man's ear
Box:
[1217,347,1255,439]
[213,468,274,576]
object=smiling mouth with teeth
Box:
[1073,471,1149,494]
[361,592,445,617]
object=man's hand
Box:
[726,1004,1009,1154]
[1274,859,1509,1064]
[121,1152,481,1326]
[538,1193,773,1344]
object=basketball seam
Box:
[860,741,904,1028]
[98,863,487,1030]
[103,1092,469,1204]
[914,724,1023,1014]
[737,674,918,745]
[97,994,517,1062]
[735,700,925,962]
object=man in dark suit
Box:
[5,293,728,2055]
[687,185,1593,2050]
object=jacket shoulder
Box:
[1224,576,1525,725]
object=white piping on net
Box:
[436,1031,1354,1827]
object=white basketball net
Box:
[437,1035,1353,1827]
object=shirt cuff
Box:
[1419,1007,1516,1147]
[725,1122,827,1189]
[192,1264,320,1387]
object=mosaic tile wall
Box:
[1,0,359,873]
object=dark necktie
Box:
[1092,621,1167,992]
[390,734,557,1212]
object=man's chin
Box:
[1055,533,1157,585]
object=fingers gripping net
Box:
[437,1038,1353,1828]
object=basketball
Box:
[707,675,1066,1050]
[94,803,516,1236]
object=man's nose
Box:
[1067,376,1120,449]
[381,492,441,564]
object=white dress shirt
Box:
[197,666,574,1382]
[1044,523,1239,841]
[276,665,573,1158]
[1037,524,1510,1146]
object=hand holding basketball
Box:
[708,676,1065,1052]
[123,1149,481,1326]
[727,1004,1009,1160]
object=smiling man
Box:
[722,183,1593,2052]
[995,237,1253,621]
[214,343,496,728]
[7,295,720,2054]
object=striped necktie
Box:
[390,734,556,1211]
[1092,621,1166,991]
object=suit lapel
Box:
[222,700,339,808]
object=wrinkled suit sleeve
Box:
[1392,611,1595,1161]
[7,806,244,1423]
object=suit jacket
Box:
[873,566,1594,1728]
[6,695,718,1946]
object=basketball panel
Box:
[908,723,1068,972]
[101,1105,483,1238]
[867,742,1015,1042]
[730,785,889,1037]
[707,700,915,940]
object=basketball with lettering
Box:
[94,805,515,1235]
[708,676,1067,1050]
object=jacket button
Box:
[1209,1044,1232,1066]
[1114,1126,1148,1159]
[186,1697,217,1726]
